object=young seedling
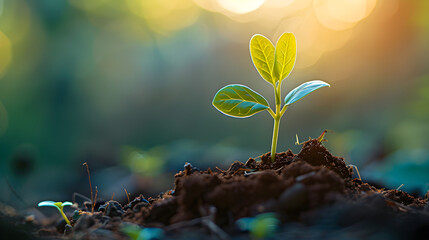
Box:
[212,33,330,162]
[121,223,164,240]
[38,201,73,225]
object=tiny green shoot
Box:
[212,33,330,162]
[121,223,164,240]
[348,164,362,181]
[317,130,328,143]
[38,201,73,225]
[236,213,279,238]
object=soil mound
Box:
[3,139,429,239]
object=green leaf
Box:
[250,34,275,84]
[274,33,296,82]
[38,201,57,208]
[213,84,269,118]
[62,202,73,207]
[284,80,330,105]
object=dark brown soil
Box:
[2,139,429,239]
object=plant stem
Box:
[270,116,280,162]
[59,208,71,225]
[270,82,282,162]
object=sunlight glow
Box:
[264,0,295,8]
[0,31,12,78]
[127,0,199,35]
[314,0,377,31]
[217,0,265,14]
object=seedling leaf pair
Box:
[38,201,73,225]
[212,33,330,161]
[250,33,296,85]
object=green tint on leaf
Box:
[284,80,330,106]
[274,33,296,82]
[250,34,275,84]
[213,84,269,118]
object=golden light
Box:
[314,0,377,31]
[127,0,199,35]
[264,0,295,8]
[216,0,266,14]
[0,31,12,78]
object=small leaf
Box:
[250,34,275,84]
[213,84,269,118]
[62,202,73,207]
[274,33,296,82]
[38,201,56,207]
[38,201,61,211]
[284,80,330,105]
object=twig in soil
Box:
[253,154,264,160]
[82,162,94,212]
[124,188,130,204]
[385,199,414,213]
[244,170,271,176]
[396,184,404,191]
[111,192,115,201]
[348,164,362,181]
[93,186,98,212]
[215,167,225,173]
[233,168,252,175]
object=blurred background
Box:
[1,0,429,207]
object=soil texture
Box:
[2,139,429,239]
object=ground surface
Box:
[2,139,429,239]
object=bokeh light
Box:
[0,0,428,205]
[127,0,199,35]
[0,31,12,77]
[314,0,377,31]
[217,0,265,14]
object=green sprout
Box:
[121,223,164,240]
[38,201,73,225]
[212,33,330,162]
[236,213,279,238]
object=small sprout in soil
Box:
[213,33,330,162]
[295,134,305,145]
[236,212,279,238]
[348,164,362,181]
[317,130,328,143]
[38,201,73,225]
[122,223,164,240]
